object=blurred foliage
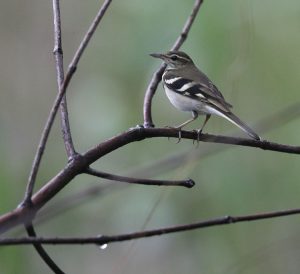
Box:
[0,0,300,273]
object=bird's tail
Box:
[222,111,260,140]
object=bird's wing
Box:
[164,73,232,112]
[188,67,233,107]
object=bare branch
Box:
[21,0,113,207]
[1,128,300,234]
[143,0,204,127]
[85,167,195,188]
[59,98,75,159]
[25,223,65,274]
[2,206,300,246]
[52,0,76,159]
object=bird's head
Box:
[150,51,194,69]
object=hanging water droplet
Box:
[96,235,108,250]
[99,243,108,250]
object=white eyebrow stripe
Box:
[164,77,182,84]
[177,82,196,92]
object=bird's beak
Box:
[150,53,165,60]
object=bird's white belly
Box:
[164,85,207,114]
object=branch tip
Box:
[185,179,195,188]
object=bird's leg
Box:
[177,129,182,144]
[173,111,198,143]
[174,111,198,129]
[195,114,211,143]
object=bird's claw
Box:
[197,129,202,143]
[176,128,182,143]
[165,126,182,143]
[192,129,202,147]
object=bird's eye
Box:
[170,55,178,61]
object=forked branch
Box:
[1,128,300,235]
[22,0,113,208]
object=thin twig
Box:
[21,0,113,207]
[2,206,300,246]
[59,99,75,159]
[86,167,195,188]
[25,223,65,274]
[143,0,204,127]
[52,0,76,159]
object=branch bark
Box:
[52,0,76,159]
[85,167,195,188]
[25,223,65,274]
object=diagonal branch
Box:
[25,223,65,274]
[2,129,300,234]
[2,206,300,246]
[143,0,204,127]
[21,0,113,207]
[85,167,195,188]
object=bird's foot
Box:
[165,126,182,143]
[192,129,203,147]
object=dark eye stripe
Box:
[170,55,178,60]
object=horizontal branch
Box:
[2,206,300,246]
[85,167,195,188]
[0,127,299,234]
[84,128,300,166]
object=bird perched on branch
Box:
[150,51,260,141]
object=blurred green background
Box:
[0,0,300,273]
